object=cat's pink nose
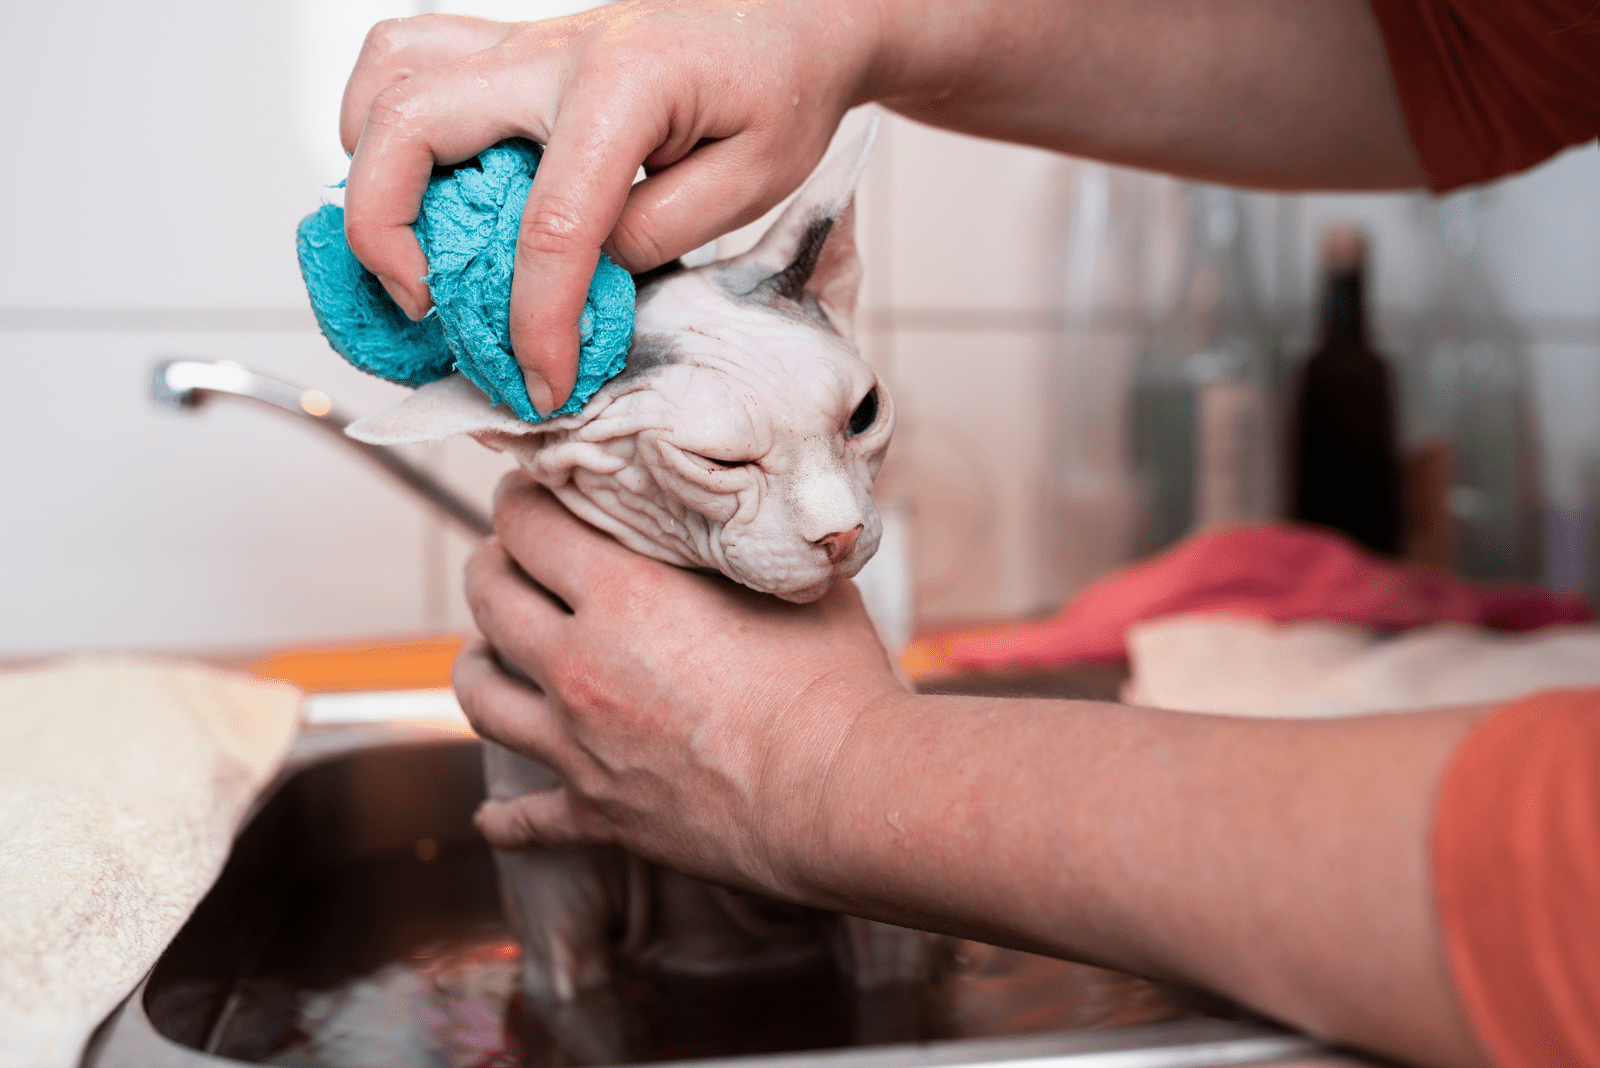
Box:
[816,524,863,565]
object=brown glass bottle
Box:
[1288,227,1404,555]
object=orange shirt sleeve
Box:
[1367,0,1600,191]
[1432,688,1600,1066]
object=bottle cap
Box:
[1321,224,1368,272]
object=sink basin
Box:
[86,725,1343,1068]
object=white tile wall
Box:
[1266,144,1600,327]
[886,328,1067,621]
[4,1,319,312]
[882,125,1076,314]
[0,329,510,656]
[854,121,1098,625]
[0,0,512,658]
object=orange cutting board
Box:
[253,634,469,693]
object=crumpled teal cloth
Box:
[296,139,634,421]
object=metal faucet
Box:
[151,358,493,538]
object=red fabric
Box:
[1369,0,1600,191]
[936,524,1591,672]
[1433,688,1600,1067]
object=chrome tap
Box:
[151,359,492,538]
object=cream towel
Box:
[0,658,300,1068]
[1126,616,1600,718]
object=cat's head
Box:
[350,120,892,603]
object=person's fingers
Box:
[339,15,511,155]
[456,638,609,850]
[475,790,599,850]
[606,132,823,272]
[507,79,672,414]
[452,634,569,759]
[343,54,565,320]
[490,474,643,612]
[490,466,538,515]
[462,538,570,682]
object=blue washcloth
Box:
[296,139,635,421]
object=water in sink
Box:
[143,738,1209,1067]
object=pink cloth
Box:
[937,525,1592,672]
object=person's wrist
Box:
[854,0,977,105]
[759,681,916,905]
[848,0,915,106]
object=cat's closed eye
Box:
[846,388,879,438]
[694,453,752,469]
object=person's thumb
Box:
[474,789,597,849]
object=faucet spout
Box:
[151,359,493,538]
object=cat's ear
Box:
[730,114,879,339]
[347,373,547,445]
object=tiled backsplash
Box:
[2,0,1596,657]
[0,330,512,655]
[849,123,1600,624]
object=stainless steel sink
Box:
[86,724,1350,1068]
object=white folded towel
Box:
[1126,617,1600,718]
[0,657,299,1068]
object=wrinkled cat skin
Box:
[351,120,931,1059]
[349,121,893,604]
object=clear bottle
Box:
[1401,193,1541,581]
[1133,185,1278,555]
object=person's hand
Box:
[454,471,905,896]
[454,477,1496,1068]
[339,0,877,415]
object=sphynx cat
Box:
[350,119,934,1062]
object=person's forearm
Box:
[861,0,1426,189]
[784,694,1488,1068]
[458,483,1483,1063]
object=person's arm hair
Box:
[871,0,1425,190]
[458,476,1488,1068]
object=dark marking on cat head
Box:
[753,215,834,303]
[632,259,688,315]
[616,332,680,381]
[632,258,687,292]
